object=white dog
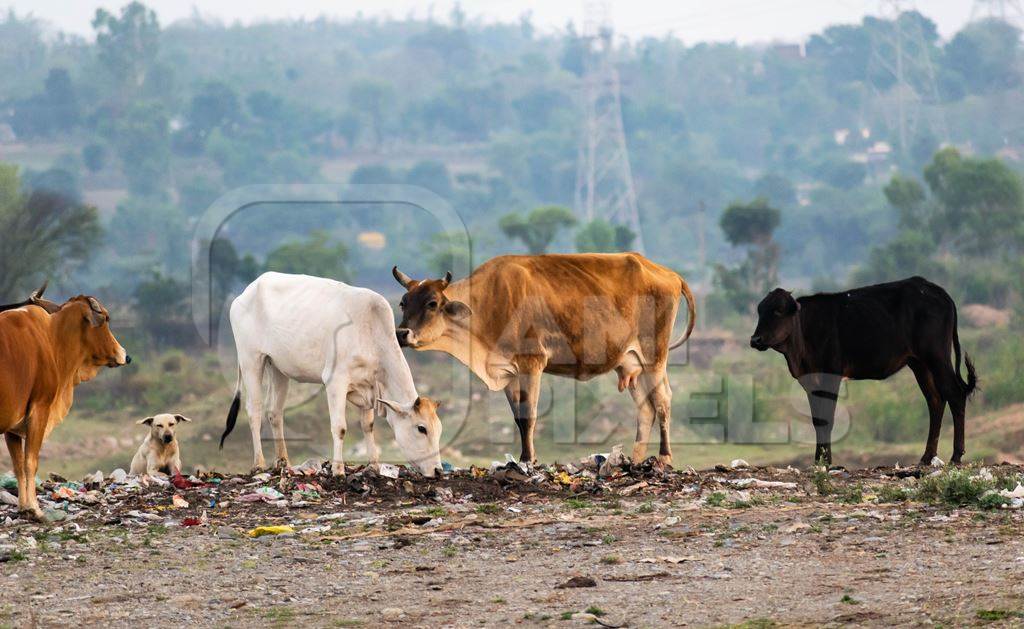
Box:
[130,413,191,475]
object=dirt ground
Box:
[2,463,1024,628]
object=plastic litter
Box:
[246,525,295,538]
[729,459,750,469]
[378,463,400,479]
[172,495,189,508]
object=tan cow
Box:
[392,253,695,465]
[0,295,129,520]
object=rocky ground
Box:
[2,460,1024,628]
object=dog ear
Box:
[138,417,154,426]
[173,415,192,424]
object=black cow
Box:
[750,276,977,466]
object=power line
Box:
[867,0,948,160]
[574,0,646,253]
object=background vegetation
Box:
[1,3,1022,474]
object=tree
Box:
[715,198,782,313]
[499,205,577,254]
[406,160,453,198]
[114,101,170,196]
[92,1,160,90]
[943,19,1021,95]
[719,198,781,247]
[42,68,79,131]
[189,81,241,138]
[575,219,636,253]
[0,164,101,300]
[349,164,396,185]
[426,231,471,276]
[753,172,796,207]
[349,79,394,149]
[265,230,351,280]
[923,147,1024,254]
[883,174,927,229]
[133,271,190,346]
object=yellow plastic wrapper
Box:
[246,525,295,538]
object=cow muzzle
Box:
[749,335,768,351]
[396,328,414,347]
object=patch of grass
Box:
[976,609,1024,621]
[978,493,1010,510]
[600,555,622,565]
[441,544,458,558]
[812,469,835,496]
[635,500,655,513]
[475,503,500,514]
[705,492,726,507]
[918,468,996,507]
[839,485,864,504]
[876,484,912,503]
[2,551,26,562]
[491,597,506,604]
[263,606,297,625]
[559,611,573,620]
[585,606,606,617]
[423,506,447,517]
[601,534,617,544]
[840,594,860,605]
[565,497,592,510]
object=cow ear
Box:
[443,300,471,320]
[138,417,154,426]
[376,398,405,417]
[794,301,801,312]
[173,415,192,423]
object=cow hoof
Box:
[657,454,673,467]
[20,507,45,523]
[274,458,290,469]
[331,462,346,477]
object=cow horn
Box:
[31,280,48,300]
[441,271,452,288]
[392,266,414,289]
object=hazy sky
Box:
[6,0,979,44]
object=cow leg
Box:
[930,360,967,464]
[4,433,26,510]
[240,356,267,471]
[804,377,840,467]
[359,407,380,467]
[265,364,291,468]
[504,371,542,464]
[628,377,658,465]
[909,359,946,465]
[645,369,674,466]
[325,377,349,476]
[20,406,48,520]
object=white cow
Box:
[220,272,443,476]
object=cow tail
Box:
[668,278,697,350]
[219,366,242,449]
[951,305,978,398]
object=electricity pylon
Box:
[971,0,1024,22]
[574,0,646,253]
[868,0,948,159]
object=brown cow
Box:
[0,295,129,520]
[392,253,695,465]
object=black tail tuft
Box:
[220,392,241,449]
[963,353,979,398]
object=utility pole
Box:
[868,0,948,160]
[971,0,1024,22]
[574,0,646,253]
